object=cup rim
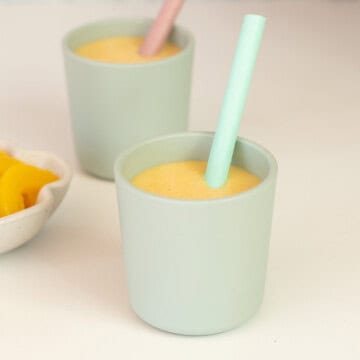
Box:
[114,132,278,204]
[62,17,195,68]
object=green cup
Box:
[114,132,277,335]
[63,18,194,180]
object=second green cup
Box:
[114,132,277,335]
[63,18,194,179]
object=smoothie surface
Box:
[75,36,181,63]
[131,161,261,200]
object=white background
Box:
[0,1,360,358]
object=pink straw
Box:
[140,0,185,57]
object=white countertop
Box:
[0,1,360,358]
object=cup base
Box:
[80,165,115,181]
[131,301,263,336]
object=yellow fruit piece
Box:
[0,163,59,217]
[0,151,20,176]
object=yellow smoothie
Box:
[75,36,181,63]
[131,161,261,200]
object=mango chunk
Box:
[0,151,20,176]
[0,163,59,217]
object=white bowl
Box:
[0,142,72,254]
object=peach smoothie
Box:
[131,160,261,200]
[75,36,181,63]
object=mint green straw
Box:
[205,14,266,188]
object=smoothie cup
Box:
[114,132,277,335]
[63,18,194,180]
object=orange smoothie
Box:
[131,161,261,200]
[75,36,181,63]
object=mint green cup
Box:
[63,18,194,180]
[114,132,277,335]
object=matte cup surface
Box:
[63,18,194,179]
[114,132,277,335]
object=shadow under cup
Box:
[63,18,194,180]
[114,132,277,335]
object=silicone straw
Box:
[205,14,266,188]
[140,0,185,57]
